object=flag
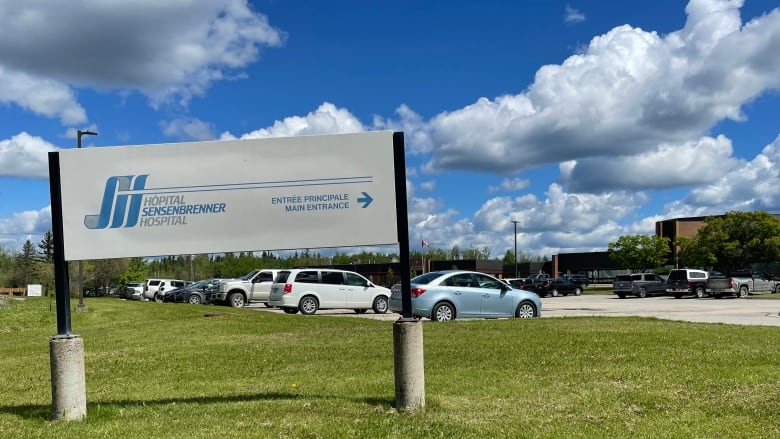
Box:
[421,240,430,248]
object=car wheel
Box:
[515,301,537,319]
[372,296,389,314]
[431,302,455,322]
[354,309,367,314]
[228,292,246,308]
[299,296,319,315]
[188,294,202,305]
[638,287,647,298]
[574,287,582,296]
[617,293,626,299]
[283,308,299,314]
[739,286,749,298]
[263,302,274,308]
[154,293,162,303]
[552,289,559,297]
[695,286,706,298]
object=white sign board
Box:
[27,284,43,297]
[58,132,399,260]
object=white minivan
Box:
[268,268,390,315]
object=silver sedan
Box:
[389,270,541,322]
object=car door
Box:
[475,273,514,317]
[344,272,373,308]
[250,270,275,302]
[318,270,347,308]
[443,273,482,318]
[645,274,666,294]
[554,278,575,295]
[753,272,771,293]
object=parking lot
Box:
[248,295,780,326]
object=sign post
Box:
[391,133,425,411]
[48,151,87,421]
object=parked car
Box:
[565,274,590,287]
[529,273,551,282]
[268,268,390,315]
[389,270,541,322]
[613,273,667,298]
[143,279,188,302]
[504,277,537,290]
[535,277,583,297]
[163,279,218,304]
[122,282,145,300]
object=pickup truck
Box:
[729,270,778,297]
[210,269,281,308]
[666,268,734,299]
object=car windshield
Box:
[239,270,260,281]
[188,279,211,289]
[614,275,632,282]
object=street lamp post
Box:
[75,130,97,313]
[510,220,519,278]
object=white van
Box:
[268,268,390,315]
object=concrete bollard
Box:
[393,318,425,411]
[50,335,87,421]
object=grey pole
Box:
[74,130,97,313]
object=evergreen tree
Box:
[503,249,515,264]
[37,230,55,262]
[14,239,37,287]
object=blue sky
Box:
[1,0,779,259]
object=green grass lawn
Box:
[1,297,780,438]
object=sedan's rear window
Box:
[411,271,448,285]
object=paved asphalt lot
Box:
[248,294,780,326]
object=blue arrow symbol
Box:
[357,192,373,208]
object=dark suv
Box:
[613,273,666,298]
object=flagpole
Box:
[422,243,425,274]
[421,240,429,273]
